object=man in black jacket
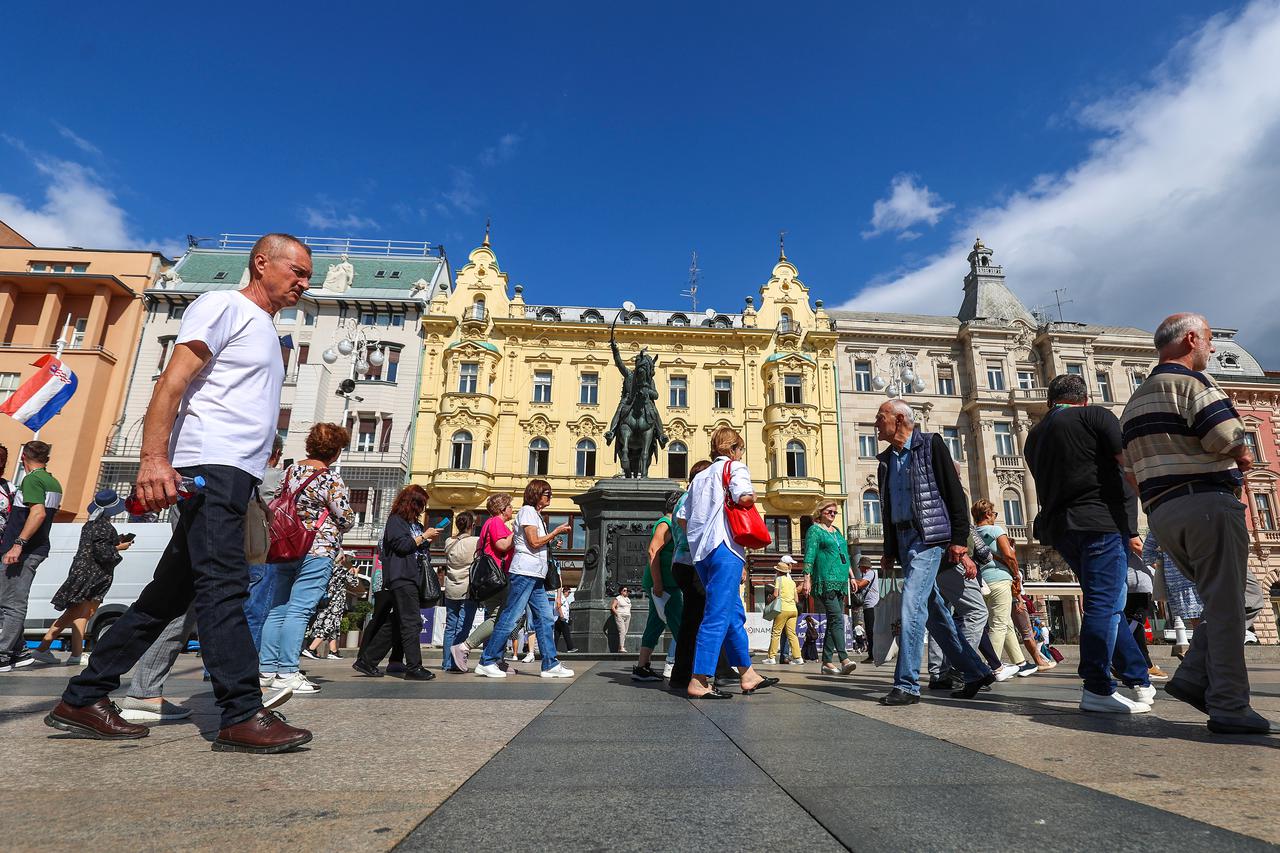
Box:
[876,400,995,706]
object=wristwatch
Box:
[14,537,28,547]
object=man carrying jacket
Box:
[875,400,995,706]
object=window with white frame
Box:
[862,490,881,525]
[278,308,298,324]
[579,372,599,405]
[1243,430,1260,461]
[986,362,1006,391]
[858,434,878,459]
[0,372,20,394]
[1096,370,1113,402]
[669,375,688,408]
[1016,369,1037,390]
[356,418,376,452]
[1002,489,1024,526]
[168,303,186,320]
[854,360,873,392]
[943,426,963,461]
[575,439,597,477]
[528,438,550,475]
[1066,363,1084,376]
[714,377,732,409]
[783,373,803,404]
[937,367,956,396]
[451,431,473,469]
[458,362,479,394]
[785,440,807,478]
[533,371,553,403]
[1255,492,1275,529]
[1131,371,1148,391]
[994,422,1015,456]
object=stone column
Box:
[84,284,110,350]
[0,282,16,339]
[34,283,65,346]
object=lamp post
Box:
[873,350,927,399]
[321,318,385,377]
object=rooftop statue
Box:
[323,253,355,293]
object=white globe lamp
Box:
[322,348,338,365]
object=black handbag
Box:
[545,554,562,591]
[417,552,442,608]
[468,525,509,602]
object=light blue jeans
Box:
[442,598,478,671]
[893,530,990,695]
[259,554,333,675]
[243,563,281,652]
[479,574,559,671]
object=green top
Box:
[803,523,849,596]
[644,515,676,591]
[6,468,64,558]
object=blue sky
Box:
[5,2,1279,358]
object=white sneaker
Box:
[1015,661,1039,677]
[761,657,778,665]
[521,652,535,663]
[476,663,508,678]
[662,662,673,679]
[272,672,320,694]
[1080,688,1150,714]
[540,664,575,678]
[994,664,1021,682]
[259,673,275,689]
[789,659,805,666]
[1130,684,1157,705]
[262,684,293,710]
[119,697,193,722]
[300,649,321,661]
[30,648,60,665]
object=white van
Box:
[25,522,174,646]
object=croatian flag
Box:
[0,355,79,432]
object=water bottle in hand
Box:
[125,475,206,515]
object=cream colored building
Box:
[412,235,843,591]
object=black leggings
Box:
[1124,592,1153,668]
[669,562,702,689]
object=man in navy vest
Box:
[876,400,995,706]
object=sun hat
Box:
[86,488,126,520]
[775,554,797,572]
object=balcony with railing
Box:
[763,401,818,428]
[1011,387,1048,403]
[426,467,494,507]
[775,321,803,342]
[846,523,884,543]
[341,445,411,469]
[460,305,490,330]
[1005,524,1030,541]
[1258,529,1280,543]
[993,454,1025,469]
[764,476,825,512]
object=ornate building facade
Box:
[411,235,843,591]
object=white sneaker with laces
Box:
[994,664,1021,682]
[521,652,535,663]
[790,659,805,666]
[262,684,294,709]
[761,657,777,665]
[259,673,275,689]
[1130,684,1157,705]
[476,663,508,678]
[272,672,320,694]
[662,662,673,678]
[540,664,575,678]
[300,649,321,661]
[1080,688,1150,714]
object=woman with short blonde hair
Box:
[800,499,857,675]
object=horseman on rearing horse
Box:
[604,313,668,478]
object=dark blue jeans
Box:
[1053,530,1151,696]
[64,465,263,728]
[244,562,279,652]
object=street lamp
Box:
[874,350,927,399]
[322,319,384,379]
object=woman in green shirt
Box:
[633,492,685,682]
[800,500,857,675]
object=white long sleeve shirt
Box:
[676,457,754,564]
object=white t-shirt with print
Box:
[170,290,284,479]
[510,504,549,579]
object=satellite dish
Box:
[704,308,716,319]
[622,300,636,313]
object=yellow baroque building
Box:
[412,235,843,588]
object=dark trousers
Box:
[64,465,262,728]
[358,586,423,670]
[554,617,575,651]
[819,591,847,663]
[669,562,702,689]
[864,606,876,657]
[1125,592,1153,668]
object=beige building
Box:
[412,235,843,592]
[0,220,168,519]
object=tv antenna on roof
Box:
[680,251,701,313]
[1051,288,1074,322]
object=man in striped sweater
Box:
[1121,313,1271,736]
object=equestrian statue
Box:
[604,314,668,478]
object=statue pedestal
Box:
[570,477,681,653]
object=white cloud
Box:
[479,132,521,167]
[843,0,1280,364]
[0,141,177,253]
[53,122,101,157]
[862,174,953,239]
[300,198,379,233]
[439,168,482,215]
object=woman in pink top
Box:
[451,494,516,671]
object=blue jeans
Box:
[1053,531,1150,696]
[893,530,990,695]
[244,563,281,652]
[259,554,333,675]
[442,598,477,671]
[693,543,751,676]
[479,574,560,671]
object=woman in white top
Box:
[675,426,778,699]
[611,586,633,652]
[475,480,575,679]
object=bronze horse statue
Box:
[604,314,668,478]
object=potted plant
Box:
[341,599,373,648]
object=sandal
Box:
[741,676,780,695]
[689,687,733,700]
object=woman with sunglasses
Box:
[475,480,574,679]
[800,499,858,675]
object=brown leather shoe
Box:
[212,710,312,754]
[44,699,150,740]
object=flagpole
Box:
[31,313,73,444]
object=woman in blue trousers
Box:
[675,426,778,699]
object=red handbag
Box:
[722,461,771,549]
[266,467,330,563]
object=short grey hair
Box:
[1153,313,1207,352]
[885,399,914,424]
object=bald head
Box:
[1154,313,1214,370]
[249,233,310,270]
[875,398,916,448]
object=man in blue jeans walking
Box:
[1026,373,1153,714]
[875,400,996,706]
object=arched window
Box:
[1002,489,1024,526]
[471,297,485,321]
[785,440,807,478]
[528,437,550,476]
[667,313,690,327]
[581,309,604,324]
[575,439,597,477]
[451,431,473,469]
[779,310,792,332]
[862,490,881,525]
[667,441,688,479]
[626,311,647,325]
[537,307,560,322]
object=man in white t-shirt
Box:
[49,234,315,754]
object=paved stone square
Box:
[0,650,1276,851]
